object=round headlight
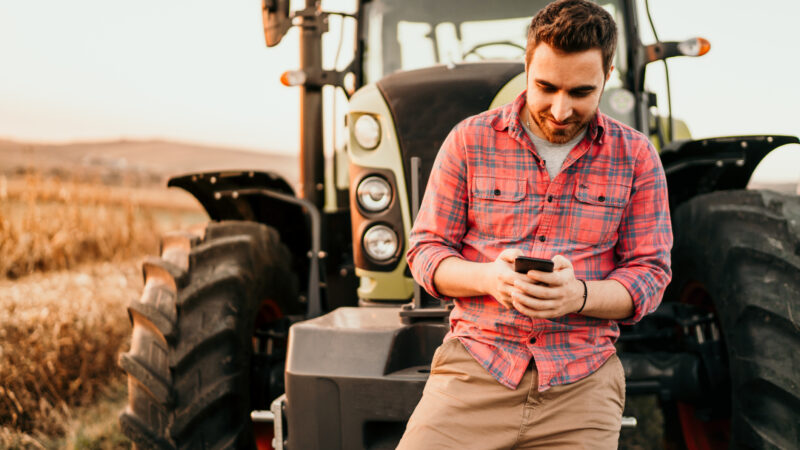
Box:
[354,114,381,149]
[357,176,392,212]
[363,225,399,261]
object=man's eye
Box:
[571,90,593,97]
[539,86,556,93]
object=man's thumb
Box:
[498,248,523,263]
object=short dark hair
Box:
[525,0,618,75]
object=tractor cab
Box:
[343,0,637,309]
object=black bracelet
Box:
[577,279,588,314]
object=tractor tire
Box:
[118,220,297,449]
[668,189,800,449]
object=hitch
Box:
[619,302,729,403]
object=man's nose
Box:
[551,93,572,122]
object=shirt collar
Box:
[492,90,606,144]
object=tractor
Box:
[118,0,800,448]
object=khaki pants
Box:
[397,339,625,449]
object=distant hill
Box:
[2,138,794,197]
[748,181,799,195]
[0,139,299,189]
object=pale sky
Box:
[1,0,799,181]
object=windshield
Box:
[361,0,628,88]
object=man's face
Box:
[525,43,610,144]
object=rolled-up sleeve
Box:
[406,126,469,299]
[607,139,673,325]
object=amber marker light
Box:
[679,37,711,57]
[280,70,307,87]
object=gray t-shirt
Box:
[521,122,587,180]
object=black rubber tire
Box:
[668,190,800,449]
[118,220,297,449]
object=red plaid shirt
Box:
[407,91,672,390]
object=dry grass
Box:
[0,172,204,444]
[0,173,202,279]
[0,260,139,441]
[61,377,131,449]
[0,378,131,449]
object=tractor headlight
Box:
[354,114,381,150]
[357,176,392,212]
[363,225,398,261]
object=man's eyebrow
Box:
[534,79,597,91]
[535,79,557,88]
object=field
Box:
[0,177,202,447]
[0,140,290,448]
[0,260,139,448]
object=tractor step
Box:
[250,410,275,423]
[621,416,638,428]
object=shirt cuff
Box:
[607,269,662,325]
[409,246,464,300]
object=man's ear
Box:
[605,65,615,82]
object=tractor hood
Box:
[376,62,524,201]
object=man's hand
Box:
[482,249,532,309]
[511,255,584,319]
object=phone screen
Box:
[514,256,554,273]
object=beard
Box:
[530,108,595,144]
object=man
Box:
[399,0,672,448]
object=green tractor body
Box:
[119,1,800,449]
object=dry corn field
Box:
[0,173,205,447]
[0,173,201,279]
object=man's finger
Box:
[499,271,529,288]
[512,291,558,310]
[498,286,524,309]
[496,298,513,309]
[552,254,573,270]
[493,288,512,309]
[525,270,559,286]
[512,298,556,319]
[512,299,538,317]
[514,280,559,299]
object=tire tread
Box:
[119,220,297,449]
[670,189,800,448]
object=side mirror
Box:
[262,0,292,47]
[645,37,710,63]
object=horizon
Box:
[0,135,294,156]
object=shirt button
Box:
[598,195,606,202]
[529,337,537,344]
[539,236,546,242]
[494,189,501,196]
[547,195,554,202]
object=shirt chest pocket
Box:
[470,176,528,238]
[567,180,631,244]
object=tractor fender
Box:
[659,135,799,210]
[168,170,296,221]
[168,171,313,305]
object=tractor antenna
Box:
[330,13,351,163]
[645,0,673,144]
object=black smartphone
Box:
[514,256,554,274]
